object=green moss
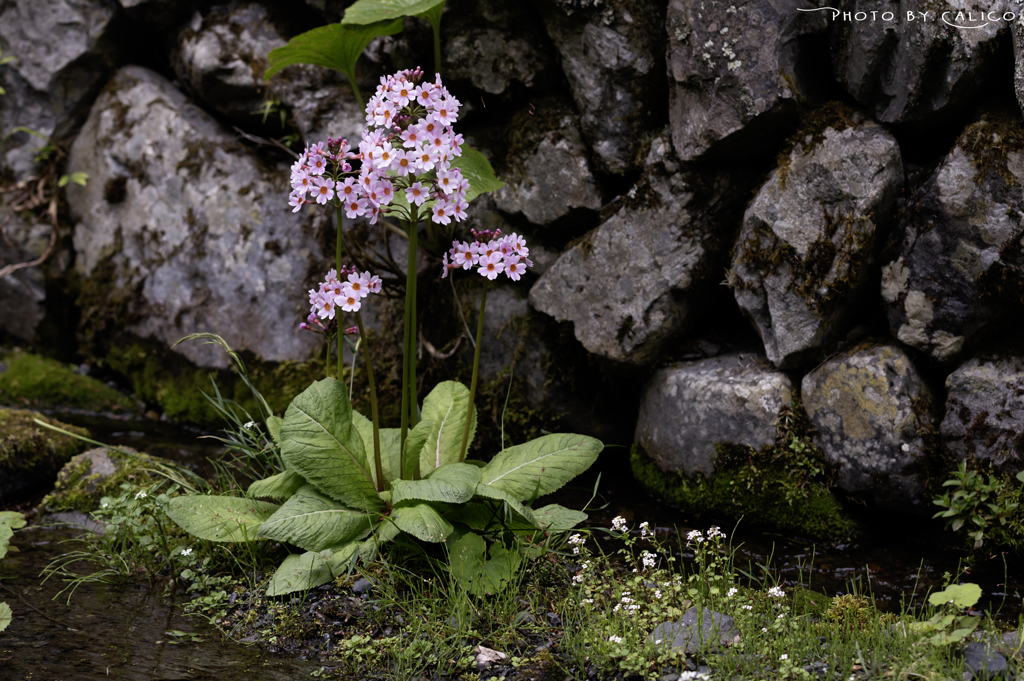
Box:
[630,402,858,541]
[0,408,90,479]
[0,349,137,413]
[40,447,173,513]
[957,111,1024,188]
[776,101,858,191]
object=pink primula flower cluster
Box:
[287,68,470,226]
[442,229,532,281]
[303,267,382,328]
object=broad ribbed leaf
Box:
[264,20,403,81]
[257,485,372,552]
[419,381,476,475]
[447,529,523,598]
[403,418,432,480]
[452,148,504,202]
[472,483,537,529]
[280,379,382,512]
[247,470,306,501]
[0,511,26,560]
[342,0,444,24]
[266,543,360,596]
[166,496,279,542]
[481,434,603,502]
[391,462,480,506]
[0,602,10,632]
[353,412,402,486]
[533,504,587,531]
[266,415,282,444]
[391,503,453,543]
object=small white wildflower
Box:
[572,573,584,585]
[654,589,663,599]
[727,587,738,597]
[582,598,593,605]
[780,654,789,661]
[640,521,650,538]
[101,502,108,509]
[609,635,623,644]
[686,529,704,546]
[707,526,726,540]
[742,605,753,610]
[678,673,710,681]
[181,547,193,557]
[135,491,147,500]
[767,586,785,598]
[762,627,768,633]
[641,551,657,571]
[243,420,256,430]
[777,613,785,619]
[611,516,628,532]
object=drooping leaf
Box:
[391,503,453,543]
[353,412,402,486]
[481,434,603,502]
[471,483,537,529]
[247,470,306,501]
[280,379,383,512]
[0,602,10,632]
[928,583,982,609]
[532,504,587,532]
[419,381,476,476]
[266,542,361,596]
[0,511,26,560]
[266,415,283,444]
[342,0,444,24]
[452,147,504,202]
[447,529,523,598]
[165,496,279,543]
[403,418,433,480]
[257,485,372,552]
[391,462,480,506]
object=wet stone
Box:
[962,642,1012,681]
[650,606,738,654]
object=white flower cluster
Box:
[442,229,532,281]
[767,585,786,598]
[572,559,591,585]
[287,68,471,226]
[608,635,623,644]
[568,533,586,555]
[639,521,651,538]
[641,550,657,571]
[686,529,704,546]
[306,267,382,321]
[611,516,628,533]
[613,590,640,614]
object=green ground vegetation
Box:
[0,408,89,479]
[0,349,137,413]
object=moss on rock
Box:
[0,349,138,413]
[40,446,176,513]
[0,408,91,498]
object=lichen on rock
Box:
[0,408,90,500]
[41,445,175,513]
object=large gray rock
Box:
[730,112,902,369]
[493,98,602,226]
[1015,21,1024,120]
[172,2,364,146]
[67,66,328,369]
[831,0,1003,123]
[530,145,731,365]
[0,209,46,342]
[535,0,666,174]
[650,607,739,653]
[634,353,794,477]
[802,343,935,514]
[666,0,827,162]
[881,114,1024,364]
[0,0,123,179]
[443,0,558,96]
[942,355,1024,473]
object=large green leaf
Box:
[264,20,403,82]
[471,483,537,529]
[391,503,453,543]
[391,462,480,506]
[419,381,476,475]
[447,529,523,598]
[257,485,372,552]
[342,0,444,24]
[0,511,25,560]
[266,543,361,596]
[0,602,10,633]
[165,496,279,543]
[247,470,306,501]
[280,379,383,512]
[452,148,504,202]
[266,415,283,444]
[481,434,603,502]
[353,412,402,487]
[532,504,587,531]
[403,418,433,480]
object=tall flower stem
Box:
[354,311,384,492]
[335,202,344,381]
[459,283,486,462]
[399,214,419,464]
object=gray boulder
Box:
[650,607,739,653]
[831,0,1002,123]
[0,0,123,179]
[666,0,827,161]
[535,0,666,174]
[942,355,1024,474]
[730,112,902,369]
[802,343,935,514]
[493,98,602,226]
[1016,21,1024,119]
[172,2,364,146]
[634,353,794,477]
[882,114,1024,364]
[0,208,46,342]
[530,139,731,365]
[67,66,328,369]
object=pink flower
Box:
[291,170,313,195]
[367,275,382,293]
[392,150,414,176]
[289,192,308,213]
[346,272,371,299]
[504,255,525,281]
[406,182,428,206]
[436,168,458,195]
[431,199,452,225]
[345,197,368,219]
[307,154,328,176]
[313,176,335,205]
[431,96,460,125]
[339,292,361,312]
[477,252,504,280]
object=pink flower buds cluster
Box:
[442,229,533,281]
[303,267,382,330]
[286,68,471,226]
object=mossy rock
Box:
[0,349,138,413]
[0,409,91,499]
[41,446,177,513]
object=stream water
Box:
[2,412,1022,680]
